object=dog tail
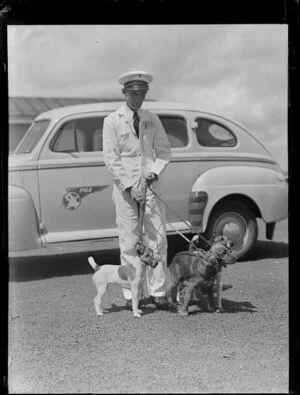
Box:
[88,256,99,271]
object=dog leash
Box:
[164,218,197,244]
[158,196,237,259]
[135,187,158,268]
[136,186,147,250]
[146,185,212,247]
[146,185,237,259]
[137,193,146,245]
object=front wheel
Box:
[205,201,258,260]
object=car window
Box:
[51,117,104,152]
[195,118,237,147]
[158,115,188,148]
[14,119,51,154]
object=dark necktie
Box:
[133,111,140,138]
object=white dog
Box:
[88,252,158,318]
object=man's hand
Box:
[129,187,145,203]
[144,172,158,187]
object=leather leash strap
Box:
[137,198,146,245]
[146,185,212,247]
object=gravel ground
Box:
[8,219,289,393]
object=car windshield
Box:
[14,119,51,154]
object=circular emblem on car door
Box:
[62,191,81,210]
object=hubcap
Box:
[213,214,248,250]
[223,222,241,241]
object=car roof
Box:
[35,100,248,131]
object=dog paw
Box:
[96,311,104,317]
[215,308,224,313]
[177,310,188,318]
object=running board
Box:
[9,223,193,260]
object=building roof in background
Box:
[9,97,124,119]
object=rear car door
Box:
[155,111,201,232]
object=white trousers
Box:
[113,185,168,299]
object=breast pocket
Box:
[119,130,133,152]
[142,125,155,149]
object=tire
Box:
[205,201,258,260]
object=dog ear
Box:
[206,255,218,266]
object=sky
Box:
[7,25,288,170]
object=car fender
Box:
[8,185,42,251]
[189,166,288,233]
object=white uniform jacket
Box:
[103,103,171,192]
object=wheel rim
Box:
[212,212,249,251]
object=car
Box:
[8,101,288,260]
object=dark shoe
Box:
[151,296,169,310]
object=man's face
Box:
[124,89,147,110]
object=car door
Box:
[37,113,117,243]
[154,111,202,232]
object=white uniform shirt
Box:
[103,103,171,192]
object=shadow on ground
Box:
[246,240,288,261]
[9,249,120,283]
[172,298,257,316]
[9,236,288,283]
[105,299,158,316]
[95,295,257,317]
[212,299,257,313]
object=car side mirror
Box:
[190,121,198,129]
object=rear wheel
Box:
[205,201,258,260]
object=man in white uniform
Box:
[103,71,171,308]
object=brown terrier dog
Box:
[166,236,237,317]
[189,235,233,310]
